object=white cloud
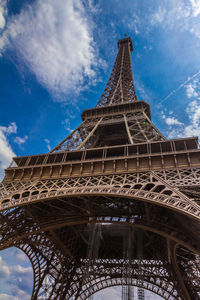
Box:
[0,290,30,300]
[165,116,183,125]
[166,99,200,139]
[185,80,199,98]
[0,248,33,299]
[0,256,10,277]
[161,112,183,127]
[0,253,32,299]
[14,135,28,145]
[12,265,32,274]
[189,0,200,17]
[186,100,200,124]
[184,124,200,137]
[0,0,7,30]
[0,295,18,300]
[0,0,99,99]
[184,100,200,137]
[15,251,27,262]
[0,123,16,180]
[167,127,183,139]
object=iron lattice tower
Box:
[1,37,200,300]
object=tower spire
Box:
[96,37,137,107]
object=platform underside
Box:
[1,191,200,299]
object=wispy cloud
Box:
[14,135,28,145]
[135,79,152,102]
[150,0,200,39]
[0,0,100,100]
[150,5,167,26]
[0,122,17,135]
[44,138,51,151]
[159,70,200,104]
[127,13,141,35]
[163,74,200,139]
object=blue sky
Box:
[1,0,200,298]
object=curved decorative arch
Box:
[77,277,178,300]
[1,200,199,256]
[1,172,200,221]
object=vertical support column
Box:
[122,285,134,300]
[137,229,145,300]
[122,226,134,300]
[83,223,102,297]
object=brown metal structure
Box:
[0,37,200,299]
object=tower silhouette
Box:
[0,37,200,300]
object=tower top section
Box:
[118,36,133,53]
[96,36,137,107]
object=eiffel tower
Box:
[1,36,200,300]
